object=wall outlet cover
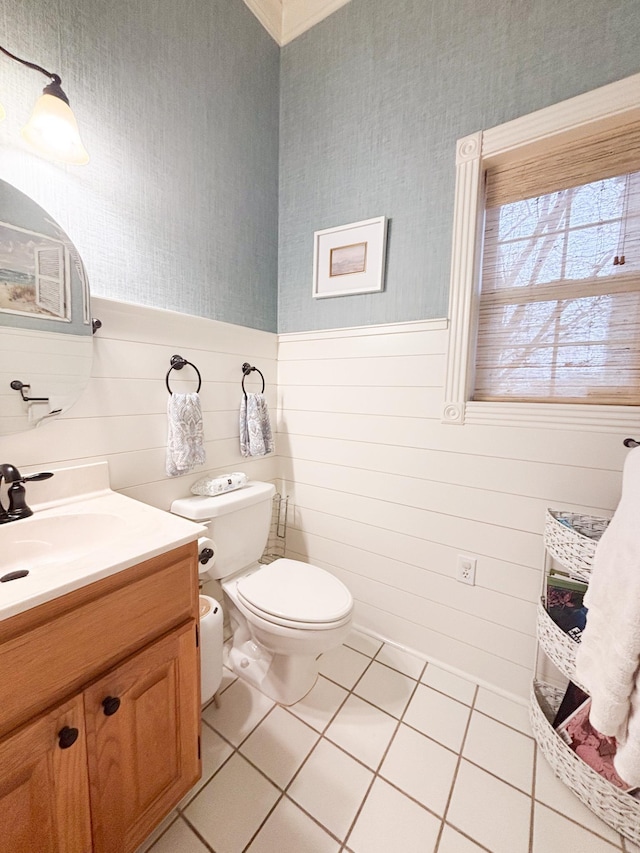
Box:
[456,555,476,585]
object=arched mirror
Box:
[0,180,93,435]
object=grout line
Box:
[340,656,428,850]
[178,813,217,852]
[529,742,537,853]
[434,683,479,852]
[239,793,285,853]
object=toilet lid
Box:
[236,559,352,624]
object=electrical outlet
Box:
[456,555,477,585]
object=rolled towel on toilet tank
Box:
[191,471,248,497]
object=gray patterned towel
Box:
[166,392,206,477]
[240,392,274,457]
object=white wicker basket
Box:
[536,599,588,692]
[543,510,610,581]
[531,680,640,845]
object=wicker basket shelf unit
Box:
[531,507,639,841]
[531,681,640,845]
[543,509,610,581]
[535,599,586,692]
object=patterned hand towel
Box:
[166,392,206,477]
[240,392,274,457]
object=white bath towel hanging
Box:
[240,392,274,457]
[166,392,206,477]
[575,446,640,786]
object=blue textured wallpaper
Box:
[278,0,640,332]
[1,0,280,332]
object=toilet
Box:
[171,481,353,705]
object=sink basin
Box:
[0,513,128,576]
[0,461,206,622]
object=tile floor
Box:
[137,631,638,853]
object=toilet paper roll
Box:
[197,537,216,575]
[199,595,223,704]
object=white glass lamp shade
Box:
[22,91,89,165]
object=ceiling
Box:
[244,0,351,45]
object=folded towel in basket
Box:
[166,392,206,477]
[240,392,274,457]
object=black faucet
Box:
[0,464,54,524]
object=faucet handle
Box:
[22,472,54,482]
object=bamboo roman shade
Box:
[474,120,640,405]
[485,119,640,208]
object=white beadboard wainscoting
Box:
[276,319,628,700]
[0,297,279,509]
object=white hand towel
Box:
[166,392,206,477]
[239,392,274,458]
[574,447,640,785]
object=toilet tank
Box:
[171,481,276,580]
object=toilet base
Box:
[229,640,318,705]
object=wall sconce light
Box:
[0,43,89,165]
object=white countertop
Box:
[0,462,206,622]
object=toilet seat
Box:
[235,558,352,630]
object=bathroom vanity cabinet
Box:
[0,542,201,853]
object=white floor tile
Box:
[287,738,373,839]
[179,723,234,807]
[532,802,621,852]
[147,817,209,853]
[380,722,457,816]
[287,675,349,732]
[438,825,487,853]
[447,760,531,853]
[317,644,371,689]
[217,665,238,695]
[353,660,416,718]
[184,753,280,853]
[347,778,440,853]
[534,751,622,844]
[246,796,340,853]
[463,711,534,794]
[474,687,532,736]
[374,643,425,679]
[421,664,476,706]
[240,706,319,788]
[403,684,471,752]
[325,694,397,769]
[344,629,383,658]
[202,677,274,746]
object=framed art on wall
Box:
[312,216,387,298]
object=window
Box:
[443,73,640,428]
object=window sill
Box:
[461,400,639,432]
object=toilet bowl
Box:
[171,481,353,705]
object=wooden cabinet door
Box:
[0,695,92,853]
[85,622,200,853]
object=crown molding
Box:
[243,0,283,43]
[243,0,353,45]
[282,0,352,44]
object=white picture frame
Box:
[312,216,387,298]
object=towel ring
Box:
[241,362,265,399]
[166,354,202,394]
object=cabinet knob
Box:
[58,726,79,749]
[102,696,121,716]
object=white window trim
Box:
[443,72,640,430]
